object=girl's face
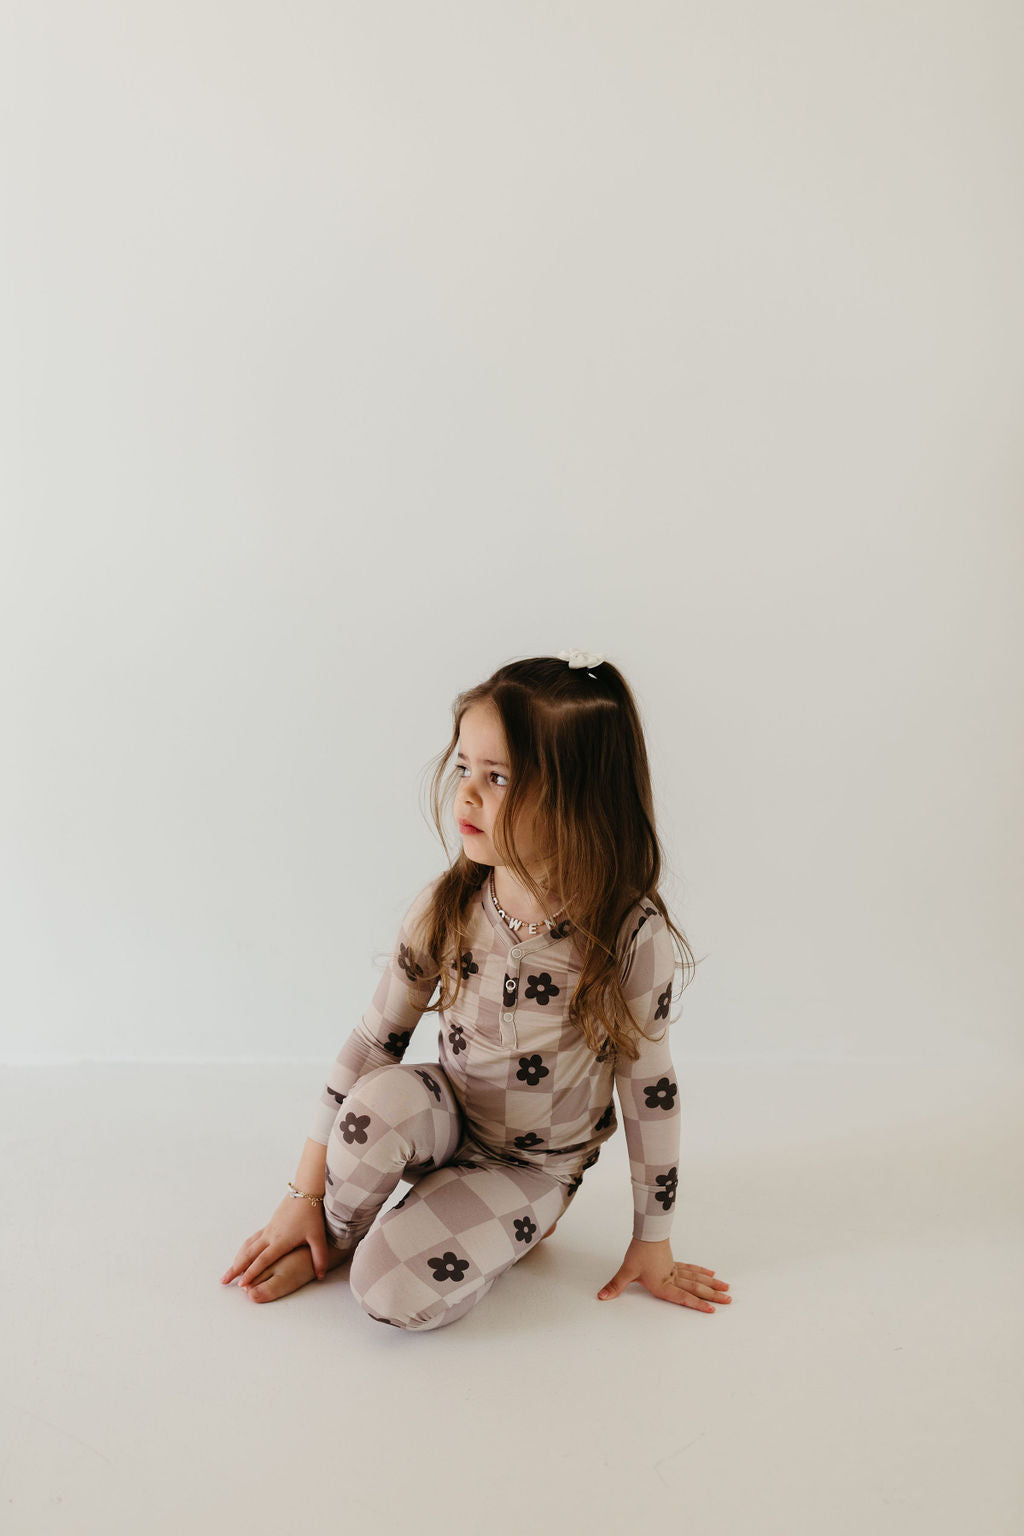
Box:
[454,703,550,875]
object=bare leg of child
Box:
[240,1241,350,1304]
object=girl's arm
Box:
[596,904,733,1315]
[307,878,442,1146]
[221,883,443,1292]
[602,1029,730,1312]
[610,906,681,1244]
[293,1137,328,1197]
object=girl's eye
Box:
[456,765,509,787]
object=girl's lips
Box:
[458,821,483,834]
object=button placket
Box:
[499,945,524,1046]
[498,935,559,1048]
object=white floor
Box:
[1,1057,1020,1536]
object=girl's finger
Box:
[655,1282,714,1311]
[670,1266,730,1294]
[221,1232,266,1281]
[238,1244,272,1288]
[672,1277,727,1302]
[671,1274,731,1302]
[246,1262,285,1302]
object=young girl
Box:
[221,650,732,1331]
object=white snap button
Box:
[502,1011,514,1024]
[510,946,523,959]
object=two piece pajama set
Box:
[308,874,681,1331]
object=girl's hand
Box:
[597,1237,732,1313]
[220,1195,331,1290]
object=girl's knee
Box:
[332,1065,425,1149]
[342,1062,445,1122]
[350,1265,443,1332]
[349,1234,479,1332]
[344,1061,415,1107]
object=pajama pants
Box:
[322,1061,575,1332]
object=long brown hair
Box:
[410,655,697,1061]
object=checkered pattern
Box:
[349,1146,569,1332]
[321,1060,464,1249]
[318,1059,571,1330]
[311,876,682,1246]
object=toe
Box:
[247,1267,275,1301]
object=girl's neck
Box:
[491,866,563,926]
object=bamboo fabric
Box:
[310,875,682,1243]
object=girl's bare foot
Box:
[240,1243,350,1304]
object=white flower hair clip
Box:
[557,649,605,669]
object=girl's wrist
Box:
[286,1181,324,1204]
[293,1137,329,1196]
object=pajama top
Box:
[309,875,682,1241]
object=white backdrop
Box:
[2,1,1020,1065]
